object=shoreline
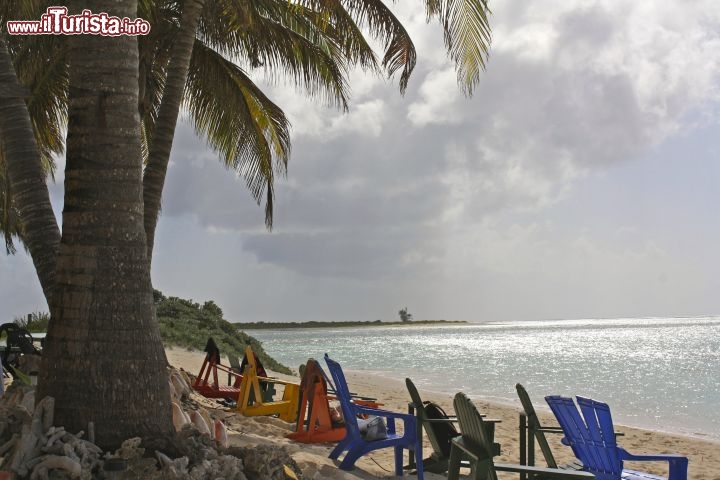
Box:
[167,347,720,480]
[237,320,469,330]
[351,368,720,445]
[340,367,720,445]
[242,318,720,444]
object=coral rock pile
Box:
[0,369,301,480]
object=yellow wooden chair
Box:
[236,346,300,422]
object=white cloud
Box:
[406,68,464,126]
[122,1,720,322]
[329,99,387,137]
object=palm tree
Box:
[140,0,358,261]
[1,0,491,447]
[0,35,61,302]
[2,0,491,270]
[1,0,364,264]
[35,0,175,447]
[0,1,394,446]
[0,1,67,300]
[139,0,492,260]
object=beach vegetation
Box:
[7,292,292,374]
[154,290,292,374]
[11,311,51,333]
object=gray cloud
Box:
[101,2,720,321]
[5,2,719,323]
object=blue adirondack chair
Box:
[324,354,424,479]
[545,395,688,480]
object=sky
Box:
[2,1,720,323]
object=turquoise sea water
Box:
[245,317,720,442]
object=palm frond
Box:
[199,0,356,110]
[6,32,67,166]
[13,35,70,165]
[289,0,416,93]
[262,0,378,73]
[0,0,50,25]
[185,40,291,228]
[429,0,491,96]
[0,6,61,254]
[330,0,417,93]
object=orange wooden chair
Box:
[288,358,347,443]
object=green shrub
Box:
[12,311,50,332]
[5,297,291,375]
[155,290,291,374]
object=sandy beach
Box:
[166,347,720,480]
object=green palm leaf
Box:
[333,0,417,93]
[427,0,491,95]
[294,0,417,93]
[185,40,291,228]
[10,34,67,164]
[199,0,354,110]
[1,17,64,253]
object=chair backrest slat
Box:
[324,354,362,437]
[547,395,622,476]
[577,396,622,473]
[516,383,558,468]
[406,378,444,454]
[546,396,604,470]
[453,392,498,480]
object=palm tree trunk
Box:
[37,0,174,449]
[143,0,206,263]
[0,36,60,305]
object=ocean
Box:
[245,316,720,442]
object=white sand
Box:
[167,347,720,480]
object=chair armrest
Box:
[494,463,595,479]
[257,375,295,386]
[618,448,688,480]
[534,426,564,433]
[351,394,378,401]
[619,450,687,461]
[425,418,459,424]
[353,404,411,419]
[352,404,417,433]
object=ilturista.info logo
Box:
[6,7,151,36]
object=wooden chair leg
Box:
[447,443,462,480]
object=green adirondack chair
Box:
[405,378,467,473]
[448,392,595,480]
[406,377,502,473]
[516,383,583,471]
